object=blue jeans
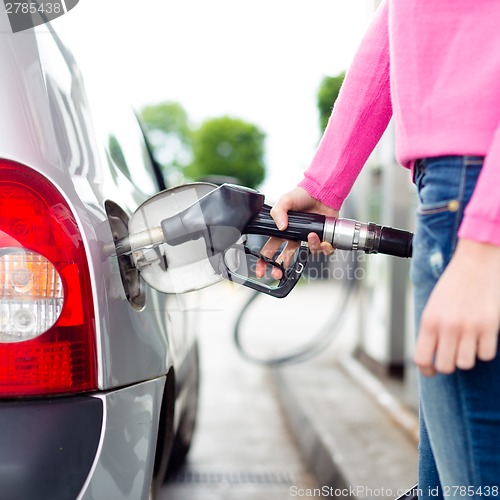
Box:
[411,156,500,499]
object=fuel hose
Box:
[232,249,360,367]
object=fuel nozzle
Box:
[245,205,413,258]
[323,218,413,258]
[109,182,413,299]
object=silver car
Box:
[0,6,200,499]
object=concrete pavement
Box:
[164,278,419,499]
[233,278,419,498]
[159,282,318,500]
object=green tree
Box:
[186,116,266,189]
[317,72,345,132]
[140,101,191,181]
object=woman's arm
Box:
[257,1,392,278]
[299,0,392,210]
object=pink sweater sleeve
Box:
[458,125,500,246]
[299,0,392,210]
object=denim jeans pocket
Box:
[415,158,461,213]
[411,156,483,287]
[417,199,460,215]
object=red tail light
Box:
[0,160,97,396]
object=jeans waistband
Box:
[413,155,484,184]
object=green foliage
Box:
[140,103,267,188]
[186,116,266,189]
[141,101,190,140]
[317,72,345,132]
[140,102,192,183]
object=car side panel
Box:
[0,5,176,390]
[34,25,176,389]
[79,378,165,500]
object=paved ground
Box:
[159,279,419,499]
[159,282,319,500]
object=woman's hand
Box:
[255,187,339,279]
[414,238,500,376]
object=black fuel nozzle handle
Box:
[244,205,325,242]
[160,183,412,258]
[244,205,413,258]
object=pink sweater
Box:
[300,0,500,245]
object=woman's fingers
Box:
[455,331,478,371]
[255,186,340,280]
[414,239,500,377]
[477,328,499,362]
[414,321,438,377]
[255,237,284,278]
[308,233,335,255]
[271,241,300,279]
[256,233,335,280]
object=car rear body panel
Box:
[0,394,103,499]
[79,378,165,500]
[0,378,165,500]
[0,6,182,390]
[0,5,200,497]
